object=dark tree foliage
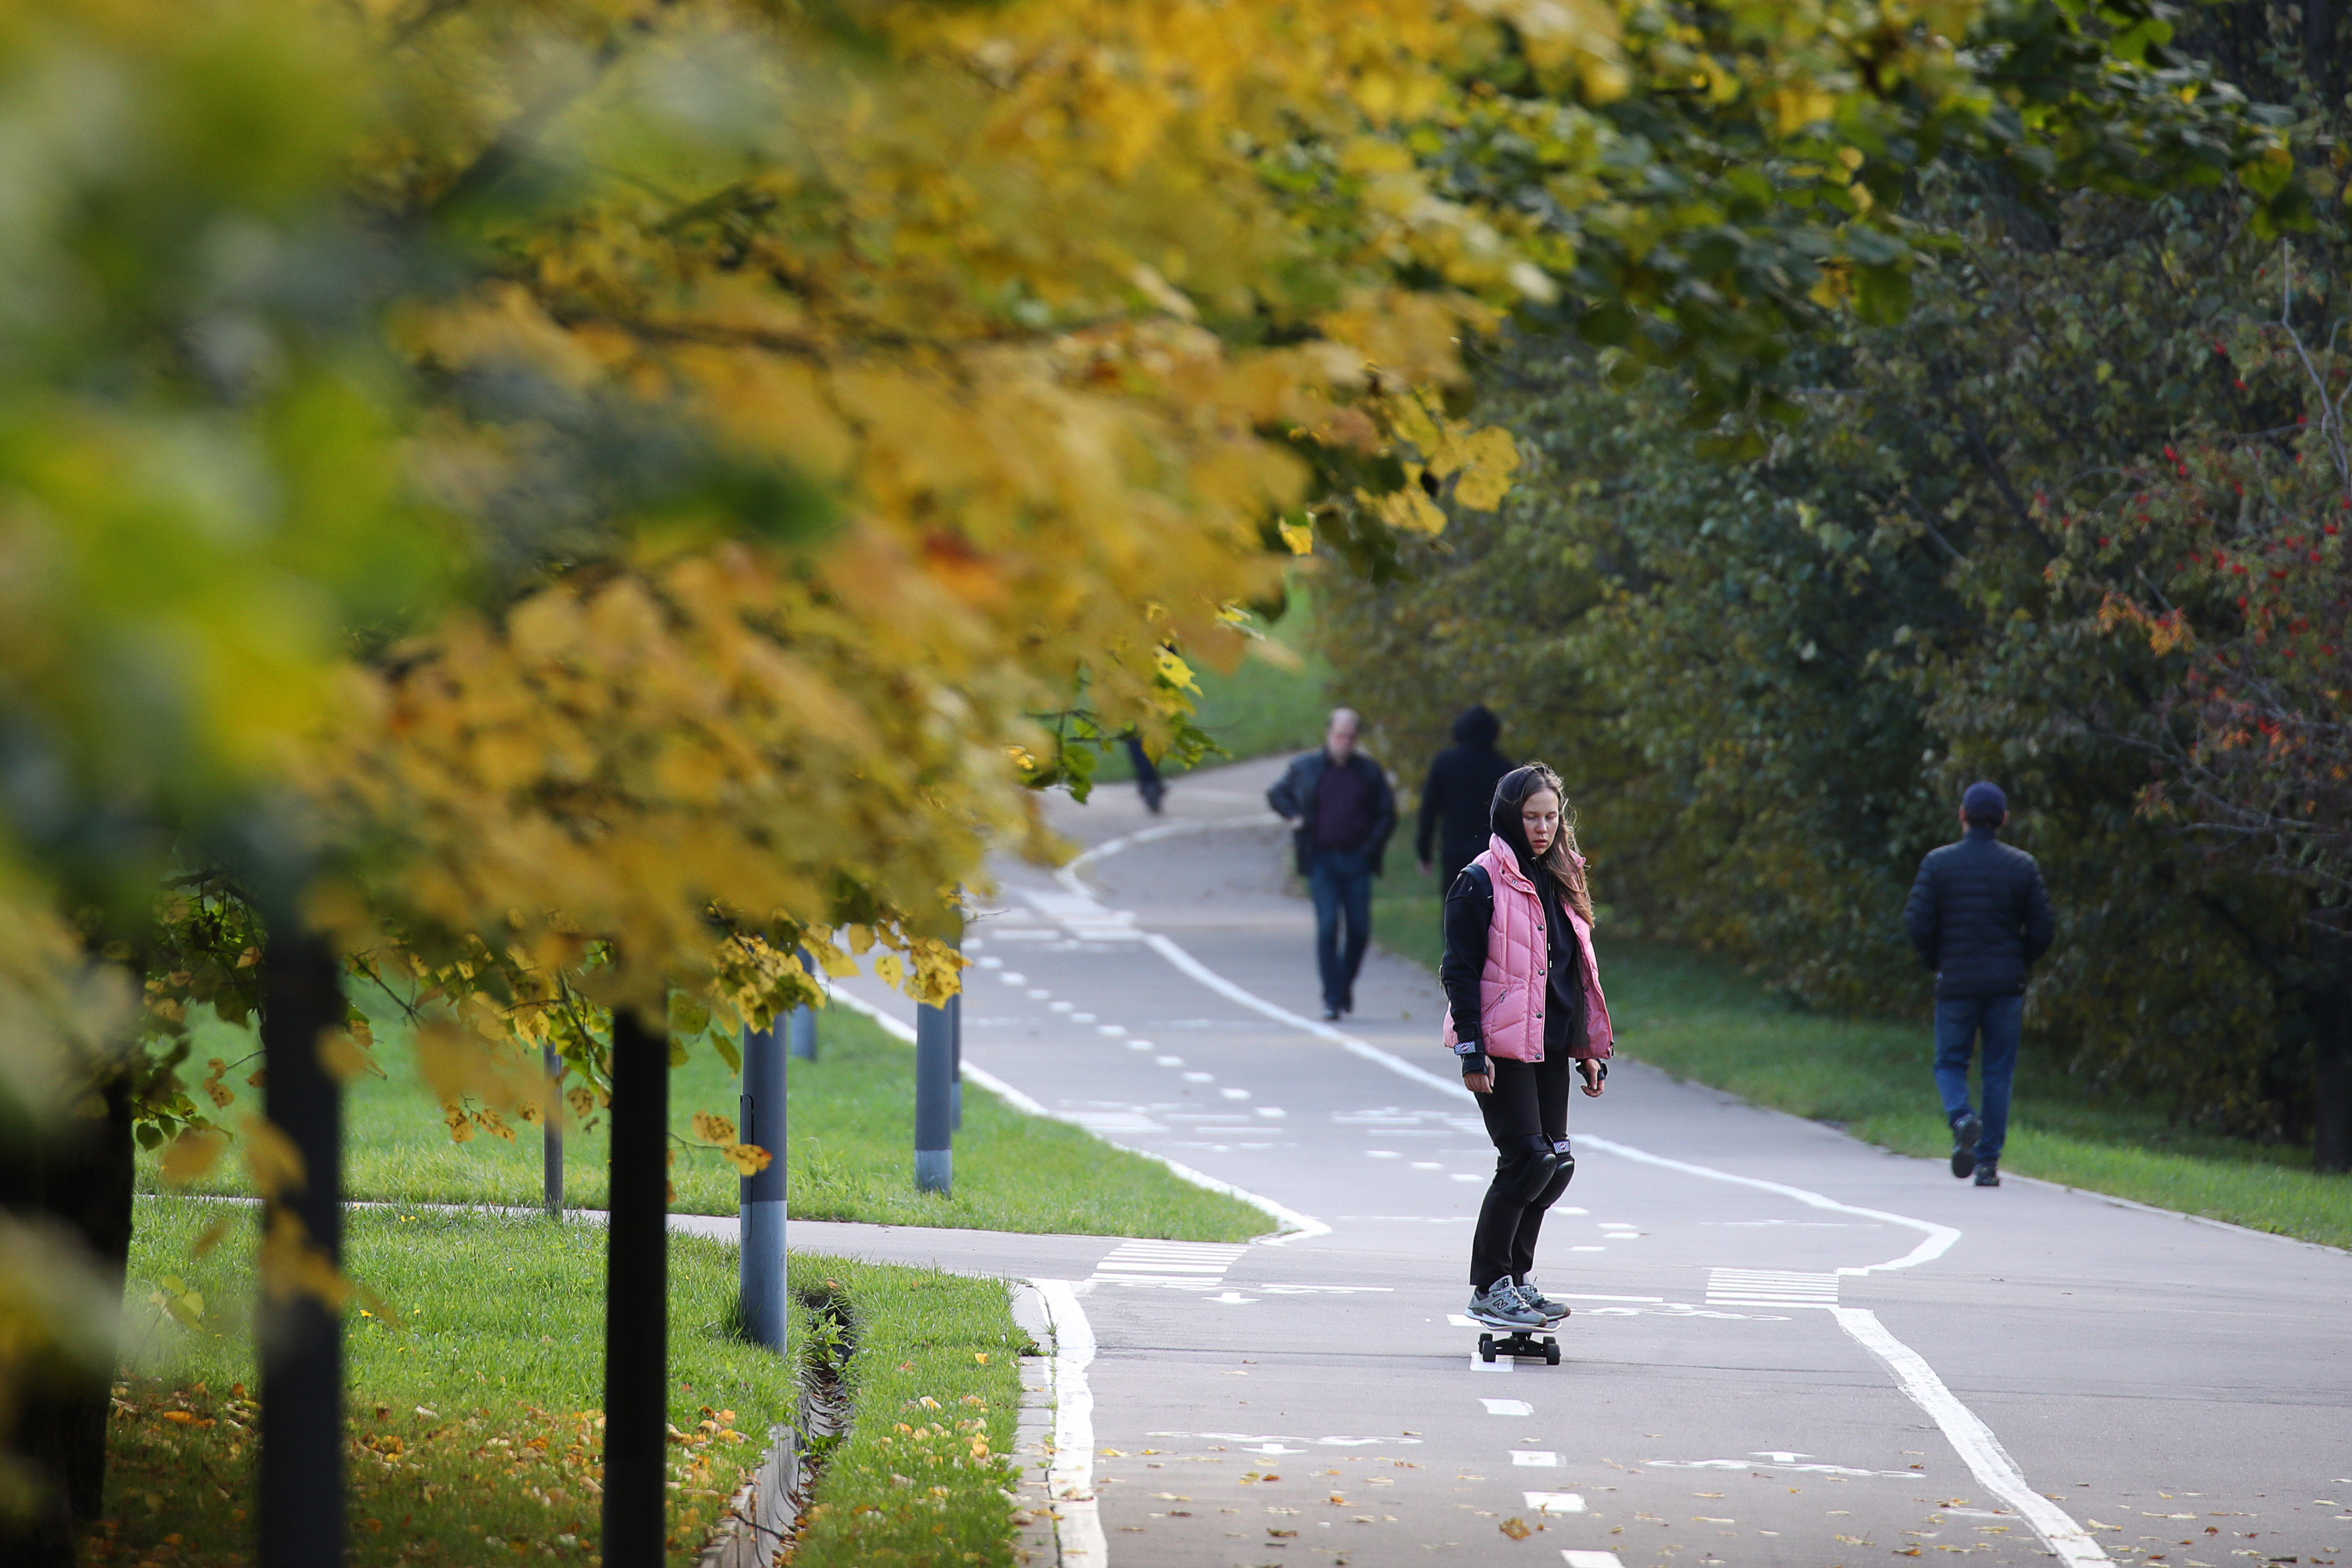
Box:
[1322,2,2351,1161]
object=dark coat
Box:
[1414,706,1513,881]
[1267,750,1397,877]
[1902,826,2057,999]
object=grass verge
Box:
[96,1200,793,1566]
[150,997,1267,1242]
[97,1203,1031,1566]
[1370,870,2351,1251]
[783,1259,1026,1567]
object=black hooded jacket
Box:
[1439,782,1584,1056]
[1415,706,1513,883]
[1901,826,2057,999]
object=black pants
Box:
[1468,1053,1573,1290]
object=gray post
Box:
[542,1042,564,1219]
[914,983,954,1196]
[738,1020,788,1347]
[789,947,818,1061]
[948,983,963,1131]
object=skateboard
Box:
[1476,1327,1563,1364]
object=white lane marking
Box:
[1126,1040,1153,1051]
[1155,1055,1185,1065]
[1107,891,2110,1556]
[1511,1450,1559,1467]
[1562,1552,1624,1568]
[1470,1355,1512,1374]
[1056,814,1287,891]
[1831,1307,2108,1564]
[978,957,1003,969]
[1410,1161,1443,1170]
[1182,1071,1215,1083]
[825,988,1327,1242]
[1099,1025,1127,1036]
[1254,1107,1287,1118]
[1049,1000,1075,1012]
[1707,1269,1840,1308]
[1525,1491,1586,1514]
[1220,1087,1252,1100]
[1138,927,1960,1277]
[1480,1399,1533,1415]
[1032,1278,1107,1568]
[1366,1150,1401,1159]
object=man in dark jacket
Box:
[1267,708,1397,1020]
[1415,704,1513,892]
[1902,781,2057,1187]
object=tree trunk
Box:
[603,1008,670,1565]
[257,927,346,1568]
[2311,943,2352,1175]
[0,1066,134,1568]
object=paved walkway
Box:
[798,757,2352,1568]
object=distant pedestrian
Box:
[1123,735,1166,815]
[1267,708,1397,1020]
[1902,781,2056,1189]
[1416,703,1514,892]
[1443,763,1612,1331]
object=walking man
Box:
[1268,708,1396,1020]
[1902,781,2056,1187]
[1415,703,1513,892]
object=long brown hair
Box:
[1490,763,1595,926]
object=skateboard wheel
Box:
[1544,1341,1561,1366]
[1478,1333,1496,1363]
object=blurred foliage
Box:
[1320,3,2351,1155]
[0,0,2334,1541]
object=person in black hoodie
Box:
[1415,704,1513,893]
[1902,781,2057,1188]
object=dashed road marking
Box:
[1707,1269,1840,1308]
[1479,1399,1531,1415]
[1525,1491,1586,1514]
[1511,1450,1559,1467]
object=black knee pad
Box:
[1501,1135,1558,1202]
[1552,1138,1576,1187]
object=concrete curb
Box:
[695,1423,796,1568]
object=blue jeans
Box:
[1934,994,2022,1163]
[1309,847,1375,1012]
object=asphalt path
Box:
[811,756,2352,1568]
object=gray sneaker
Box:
[1514,1280,1571,1324]
[1468,1281,1544,1330]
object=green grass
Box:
[783,1259,1027,1567]
[1094,585,1333,783]
[95,1203,1029,1567]
[150,990,1267,1242]
[1371,869,2352,1252]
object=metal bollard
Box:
[914,995,953,1194]
[738,1020,788,1347]
[948,983,963,1131]
[542,1042,564,1219]
[789,947,818,1061]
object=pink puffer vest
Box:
[1440,835,1614,1063]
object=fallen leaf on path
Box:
[1500,1518,1531,1540]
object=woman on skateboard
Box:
[1442,763,1613,1332]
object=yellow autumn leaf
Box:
[721,1142,773,1176]
[160,1128,229,1186]
[692,1112,738,1146]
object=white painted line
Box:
[1141,925,1963,1276]
[1470,1355,1513,1374]
[1510,1450,1559,1467]
[1056,814,1287,891]
[1480,1399,1533,1415]
[825,989,1327,1244]
[1525,1491,1586,1513]
[1831,1306,2108,1565]
[1561,1552,1624,1568]
[1032,1278,1107,1568]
